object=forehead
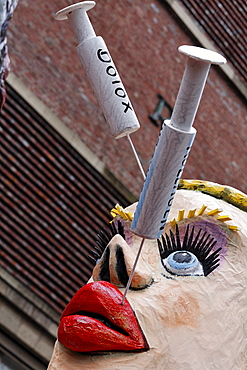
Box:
[170,190,247,229]
[124,189,247,270]
[126,189,247,236]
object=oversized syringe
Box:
[131,45,226,239]
[55,1,145,179]
[121,45,226,303]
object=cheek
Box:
[157,287,201,328]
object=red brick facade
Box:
[7,0,247,195]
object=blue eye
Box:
[158,224,222,276]
[163,250,204,276]
[169,251,197,269]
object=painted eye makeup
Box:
[88,220,125,266]
[158,224,222,277]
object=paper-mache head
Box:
[48,180,247,370]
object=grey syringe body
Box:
[55,1,140,139]
[131,46,226,239]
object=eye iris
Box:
[168,251,197,270]
[173,251,192,264]
[166,250,202,274]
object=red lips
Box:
[58,281,149,353]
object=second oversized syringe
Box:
[55,1,145,178]
[55,1,140,139]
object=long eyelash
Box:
[158,224,222,276]
[88,220,125,266]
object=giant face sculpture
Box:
[48,181,247,369]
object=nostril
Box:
[115,245,129,287]
[92,246,110,283]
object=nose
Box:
[92,234,153,289]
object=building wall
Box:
[1,268,58,369]
[2,2,246,367]
[7,0,247,195]
[1,82,132,313]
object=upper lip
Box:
[58,281,149,353]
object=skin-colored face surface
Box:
[48,189,247,370]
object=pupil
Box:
[173,251,192,263]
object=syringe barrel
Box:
[131,121,196,239]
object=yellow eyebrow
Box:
[187,209,196,218]
[197,204,207,216]
[170,218,177,227]
[227,225,239,231]
[177,209,185,221]
[170,206,238,231]
[207,208,222,216]
[217,215,232,222]
[110,204,133,221]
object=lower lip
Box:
[59,313,148,352]
[58,281,149,353]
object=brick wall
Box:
[7,0,247,195]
